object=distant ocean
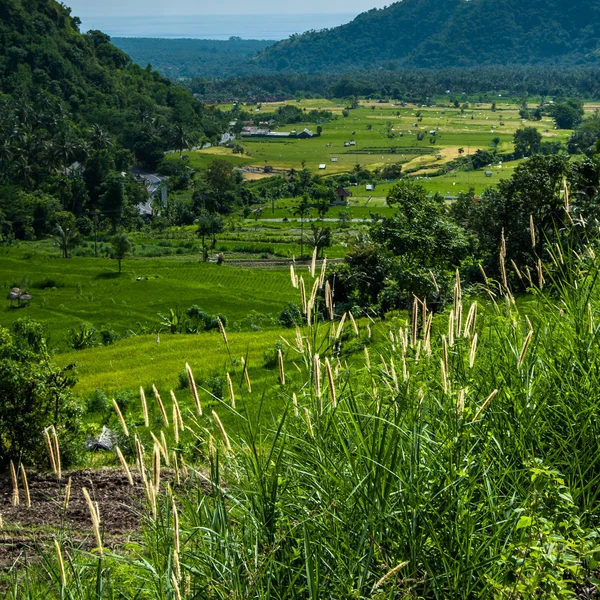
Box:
[79,14,356,40]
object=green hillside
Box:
[256,0,600,72]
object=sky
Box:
[66,0,391,17]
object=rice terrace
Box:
[2,0,600,597]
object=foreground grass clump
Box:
[6,250,600,598]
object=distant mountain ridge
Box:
[255,0,600,72]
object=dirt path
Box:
[0,469,146,569]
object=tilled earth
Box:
[0,469,146,569]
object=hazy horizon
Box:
[67,0,390,17]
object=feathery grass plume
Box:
[454,269,462,328]
[226,372,236,407]
[319,257,327,289]
[212,410,232,451]
[299,276,307,314]
[421,298,428,337]
[563,177,570,213]
[448,311,455,347]
[0,513,3,529]
[278,349,285,386]
[171,572,182,600]
[517,330,534,370]
[442,335,448,373]
[401,355,408,382]
[185,363,202,416]
[440,359,448,395]
[170,390,184,431]
[295,325,305,353]
[10,461,19,506]
[160,431,170,466]
[172,405,179,444]
[511,259,523,281]
[389,357,399,393]
[424,314,433,355]
[51,426,62,481]
[411,297,418,347]
[479,264,489,285]
[457,389,465,417]
[152,385,169,427]
[469,334,478,369]
[150,432,168,463]
[314,354,322,399]
[292,392,299,417]
[530,214,536,248]
[415,340,422,362]
[153,443,161,493]
[82,487,102,555]
[64,477,71,511]
[173,452,181,486]
[325,280,334,320]
[547,247,558,267]
[429,269,440,294]
[112,398,129,437]
[325,357,337,407]
[54,539,66,587]
[348,311,359,336]
[304,408,314,438]
[19,464,31,508]
[135,436,147,485]
[555,242,564,265]
[116,447,134,485]
[217,316,228,349]
[44,427,57,475]
[307,277,319,325]
[364,346,371,370]
[171,391,184,434]
[241,357,252,392]
[172,498,180,554]
[335,312,347,340]
[373,561,408,592]
[367,324,372,339]
[290,263,298,288]
[589,303,594,334]
[140,386,149,427]
[500,251,508,289]
[537,258,545,288]
[310,246,317,278]
[473,389,499,421]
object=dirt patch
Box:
[0,469,146,569]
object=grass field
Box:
[176,100,569,190]
[0,243,297,350]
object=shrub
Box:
[99,327,121,346]
[66,323,98,350]
[278,302,303,328]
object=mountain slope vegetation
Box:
[256,0,600,72]
[0,0,224,164]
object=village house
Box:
[333,186,352,206]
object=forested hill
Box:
[256,0,600,72]
[0,0,224,157]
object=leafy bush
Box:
[278,302,303,328]
[66,323,98,350]
[0,320,82,467]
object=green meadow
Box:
[0,243,296,350]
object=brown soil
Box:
[0,469,146,570]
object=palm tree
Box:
[90,124,113,151]
[293,194,312,259]
[172,124,190,156]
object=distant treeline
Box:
[112,38,274,79]
[186,66,600,103]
